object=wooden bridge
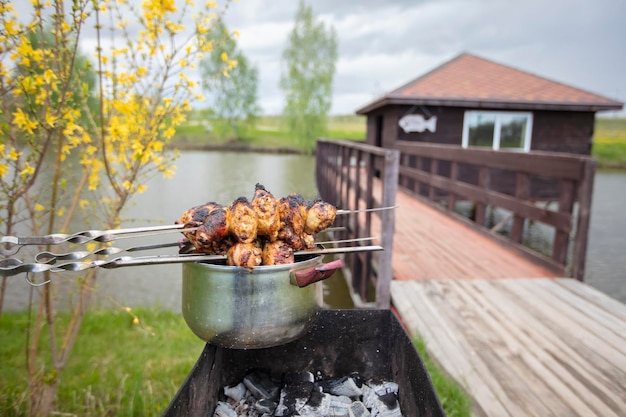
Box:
[316,139,626,417]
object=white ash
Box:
[213,370,403,417]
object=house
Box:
[356,53,623,155]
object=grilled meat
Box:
[229,197,258,244]
[305,199,337,235]
[227,242,262,267]
[262,240,294,265]
[176,184,338,265]
[252,183,280,241]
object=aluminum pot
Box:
[182,255,343,349]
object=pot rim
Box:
[185,253,323,274]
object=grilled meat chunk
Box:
[305,199,337,235]
[176,184,338,264]
[230,197,258,244]
[262,240,294,265]
[227,242,262,267]
[252,183,280,242]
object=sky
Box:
[217,0,626,117]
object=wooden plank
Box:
[399,165,572,232]
[391,279,626,417]
[466,280,625,416]
[391,281,514,417]
[394,141,590,180]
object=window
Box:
[462,111,532,151]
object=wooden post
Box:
[375,149,398,309]
[428,159,438,201]
[571,159,595,280]
[447,161,459,211]
[553,179,575,269]
[511,172,529,243]
[475,166,489,226]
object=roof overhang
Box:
[356,95,624,115]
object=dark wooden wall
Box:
[365,105,595,156]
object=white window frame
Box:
[461,111,533,152]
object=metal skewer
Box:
[3,245,384,279]
[0,225,195,256]
[0,205,396,257]
[34,236,378,264]
[336,206,397,215]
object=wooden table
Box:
[391,278,626,417]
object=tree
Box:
[280,0,338,151]
[0,1,232,415]
[200,19,260,139]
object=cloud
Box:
[219,0,625,116]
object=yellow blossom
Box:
[12,108,38,134]
[7,147,21,161]
[20,162,35,177]
[35,204,45,212]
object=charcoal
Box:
[362,381,399,410]
[223,382,247,403]
[213,401,236,417]
[318,375,363,397]
[349,401,371,417]
[275,381,317,416]
[369,392,401,417]
[298,392,331,416]
[254,398,277,414]
[326,394,351,416]
[215,372,403,417]
[243,370,280,400]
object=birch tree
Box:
[280,0,337,151]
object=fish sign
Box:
[399,114,437,133]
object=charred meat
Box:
[176,184,337,266]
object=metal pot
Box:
[182,255,343,349]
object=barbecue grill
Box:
[164,309,445,417]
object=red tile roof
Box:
[357,53,623,114]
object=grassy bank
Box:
[173,114,626,168]
[0,308,471,416]
[593,117,626,168]
[172,114,366,149]
[0,308,205,416]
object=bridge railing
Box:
[316,139,399,308]
[393,141,595,280]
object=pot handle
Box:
[291,259,344,288]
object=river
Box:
[3,151,625,310]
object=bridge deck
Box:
[388,191,626,416]
[391,278,626,417]
[389,189,557,280]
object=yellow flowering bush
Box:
[0,0,232,415]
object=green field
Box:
[0,308,471,416]
[173,114,626,168]
[593,117,626,168]
[172,114,366,149]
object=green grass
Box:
[413,337,473,417]
[0,308,472,417]
[0,308,205,417]
[593,117,626,167]
[171,114,366,149]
